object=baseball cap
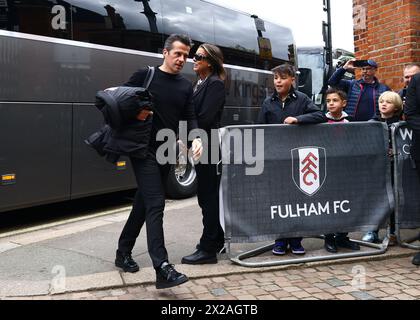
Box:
[366,60,378,68]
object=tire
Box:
[165,156,197,199]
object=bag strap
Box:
[141,66,168,125]
[140,66,178,142]
[143,66,155,90]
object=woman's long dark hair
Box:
[200,43,226,81]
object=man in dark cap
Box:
[328,59,390,122]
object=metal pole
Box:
[323,0,333,72]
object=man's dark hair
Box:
[326,87,347,101]
[271,64,296,77]
[164,34,192,51]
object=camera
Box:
[353,60,369,68]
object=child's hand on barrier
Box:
[284,117,298,124]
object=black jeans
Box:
[118,152,169,269]
[195,161,224,254]
[325,233,349,241]
[416,160,420,181]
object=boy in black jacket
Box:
[258,64,325,255]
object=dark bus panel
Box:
[0,0,298,212]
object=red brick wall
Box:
[353,0,420,90]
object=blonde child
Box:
[362,91,403,244]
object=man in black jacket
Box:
[115,34,203,289]
[258,64,325,256]
[404,72,420,266]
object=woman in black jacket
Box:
[181,43,226,264]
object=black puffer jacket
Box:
[94,86,154,160]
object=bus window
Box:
[212,6,258,69]
[69,0,164,53]
[0,0,165,53]
[263,21,295,69]
[297,47,326,104]
[160,0,215,45]
[0,0,72,39]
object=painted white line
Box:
[0,241,21,253]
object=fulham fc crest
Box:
[291,147,326,196]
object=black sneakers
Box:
[115,250,140,273]
[181,249,217,265]
[324,235,338,253]
[336,236,360,251]
[156,262,188,289]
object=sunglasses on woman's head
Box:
[193,54,207,61]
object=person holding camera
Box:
[114,34,203,289]
[328,59,390,122]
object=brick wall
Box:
[353,0,420,90]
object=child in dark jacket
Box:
[362,91,403,244]
[258,64,325,256]
[323,88,361,253]
[324,88,350,123]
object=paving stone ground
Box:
[13,256,419,301]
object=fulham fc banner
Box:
[219,122,394,243]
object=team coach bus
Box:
[0,0,306,212]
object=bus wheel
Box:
[165,157,197,199]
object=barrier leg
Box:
[397,228,420,250]
[229,236,388,268]
[395,219,420,249]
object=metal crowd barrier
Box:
[225,237,388,268]
[219,123,393,267]
[390,121,420,250]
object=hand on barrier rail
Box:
[284,117,298,124]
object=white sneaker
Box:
[362,231,379,243]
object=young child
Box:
[323,88,361,253]
[258,64,325,256]
[324,88,350,123]
[362,91,403,245]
